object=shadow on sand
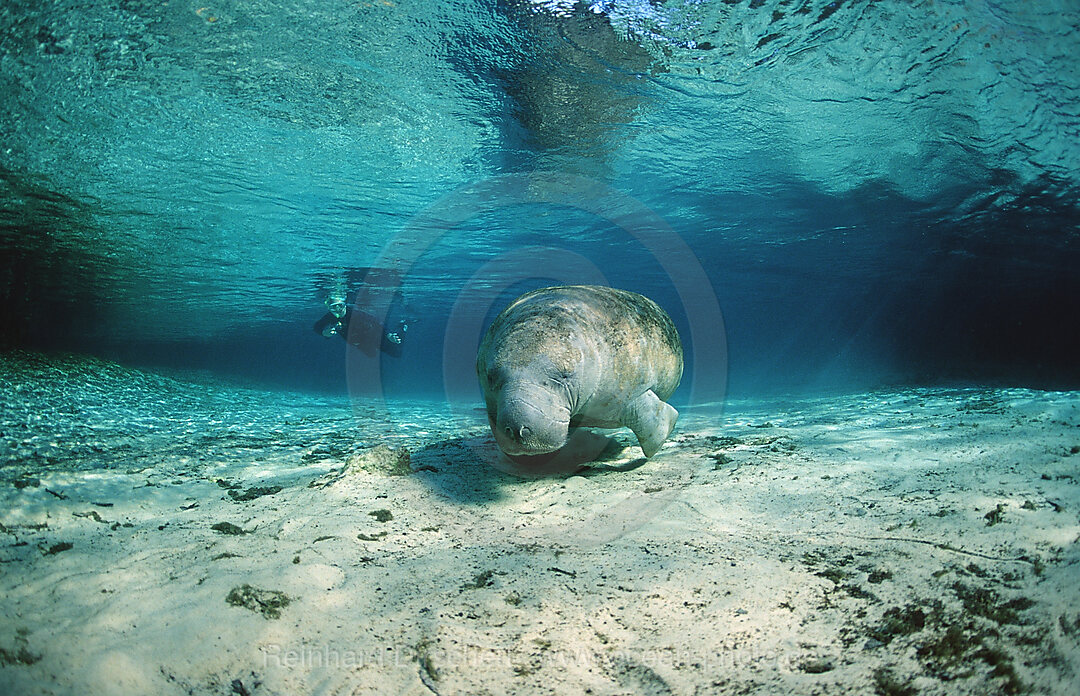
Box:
[409,431,646,504]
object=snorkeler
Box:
[313,290,410,358]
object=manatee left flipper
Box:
[622,389,678,457]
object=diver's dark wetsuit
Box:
[313,307,403,358]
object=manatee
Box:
[476,285,683,466]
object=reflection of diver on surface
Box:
[313,283,411,359]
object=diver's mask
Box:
[326,297,347,319]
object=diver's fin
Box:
[622,390,678,458]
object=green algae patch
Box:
[868,604,929,646]
[0,628,42,666]
[226,584,291,619]
[228,485,283,502]
[12,475,40,489]
[0,644,41,666]
[951,582,1034,625]
[211,522,248,535]
[873,668,917,696]
[462,569,496,590]
[42,542,73,555]
[368,509,393,522]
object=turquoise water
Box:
[1,0,1078,399]
[2,5,1080,693]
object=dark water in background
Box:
[1,0,1078,402]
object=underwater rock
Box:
[984,503,1006,526]
[346,445,411,476]
[797,657,834,674]
[225,584,291,619]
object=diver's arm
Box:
[313,313,337,336]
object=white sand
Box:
[2,364,1079,695]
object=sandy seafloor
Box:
[1,352,1078,696]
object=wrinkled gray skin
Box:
[477,285,683,463]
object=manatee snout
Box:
[494,384,570,456]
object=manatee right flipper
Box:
[621,389,678,457]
